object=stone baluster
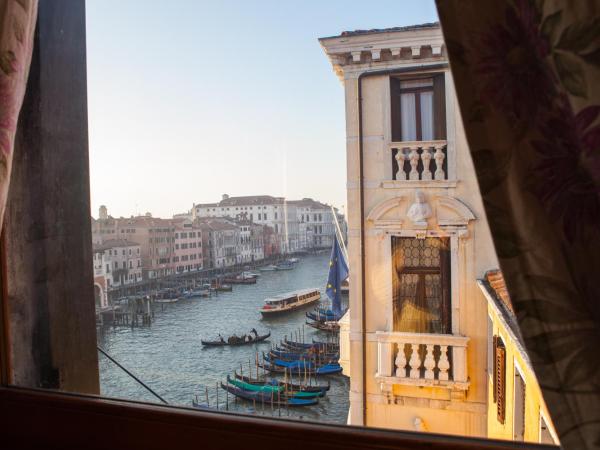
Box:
[438,345,450,381]
[408,147,420,180]
[423,344,436,380]
[409,343,422,379]
[394,342,407,378]
[434,145,446,180]
[421,146,432,180]
[395,149,406,181]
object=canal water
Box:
[97,253,349,424]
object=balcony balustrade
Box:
[390,140,448,181]
[375,331,469,391]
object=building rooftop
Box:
[196,195,285,208]
[336,22,440,38]
[480,270,524,348]
[288,198,331,209]
[93,239,140,252]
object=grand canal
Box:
[97,253,349,424]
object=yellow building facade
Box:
[479,271,559,445]
[320,24,558,445]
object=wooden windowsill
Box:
[0,386,558,450]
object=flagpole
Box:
[330,205,348,263]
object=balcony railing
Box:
[390,140,448,181]
[375,331,469,390]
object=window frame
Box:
[0,3,559,450]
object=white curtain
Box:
[400,93,416,141]
[420,91,434,141]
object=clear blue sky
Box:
[86,0,438,218]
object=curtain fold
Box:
[436,1,600,448]
[0,0,37,229]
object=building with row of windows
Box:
[192,194,346,252]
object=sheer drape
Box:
[436,1,600,448]
[420,91,434,140]
[0,0,37,229]
[400,93,417,141]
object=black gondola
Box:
[201,330,271,347]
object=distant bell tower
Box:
[99,205,108,220]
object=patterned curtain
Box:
[0,0,37,228]
[436,1,600,448]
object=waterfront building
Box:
[197,218,240,268]
[173,219,203,274]
[320,23,556,444]
[193,194,344,253]
[290,198,339,250]
[194,194,288,252]
[92,239,142,293]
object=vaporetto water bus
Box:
[260,288,321,316]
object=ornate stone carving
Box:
[407,190,432,226]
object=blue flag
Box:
[326,233,349,316]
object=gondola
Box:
[266,350,339,365]
[270,348,339,360]
[282,337,339,350]
[234,371,330,396]
[226,376,320,399]
[306,320,340,333]
[201,331,270,347]
[220,382,318,407]
[263,353,342,373]
[258,361,342,376]
[306,309,344,322]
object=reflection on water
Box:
[98,253,349,424]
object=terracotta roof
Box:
[485,270,514,314]
[93,239,140,252]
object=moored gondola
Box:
[220,382,318,407]
[226,375,320,399]
[233,371,330,396]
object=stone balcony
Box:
[383,140,456,189]
[375,331,469,392]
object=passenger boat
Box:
[260,288,320,316]
[226,376,320,399]
[259,264,277,272]
[240,271,260,279]
[220,382,318,407]
[186,288,210,298]
[222,276,257,285]
[155,297,179,304]
[275,261,295,270]
[214,284,232,292]
[201,330,270,347]
[233,372,330,396]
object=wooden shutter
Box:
[390,77,402,141]
[494,337,506,424]
[433,74,446,140]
